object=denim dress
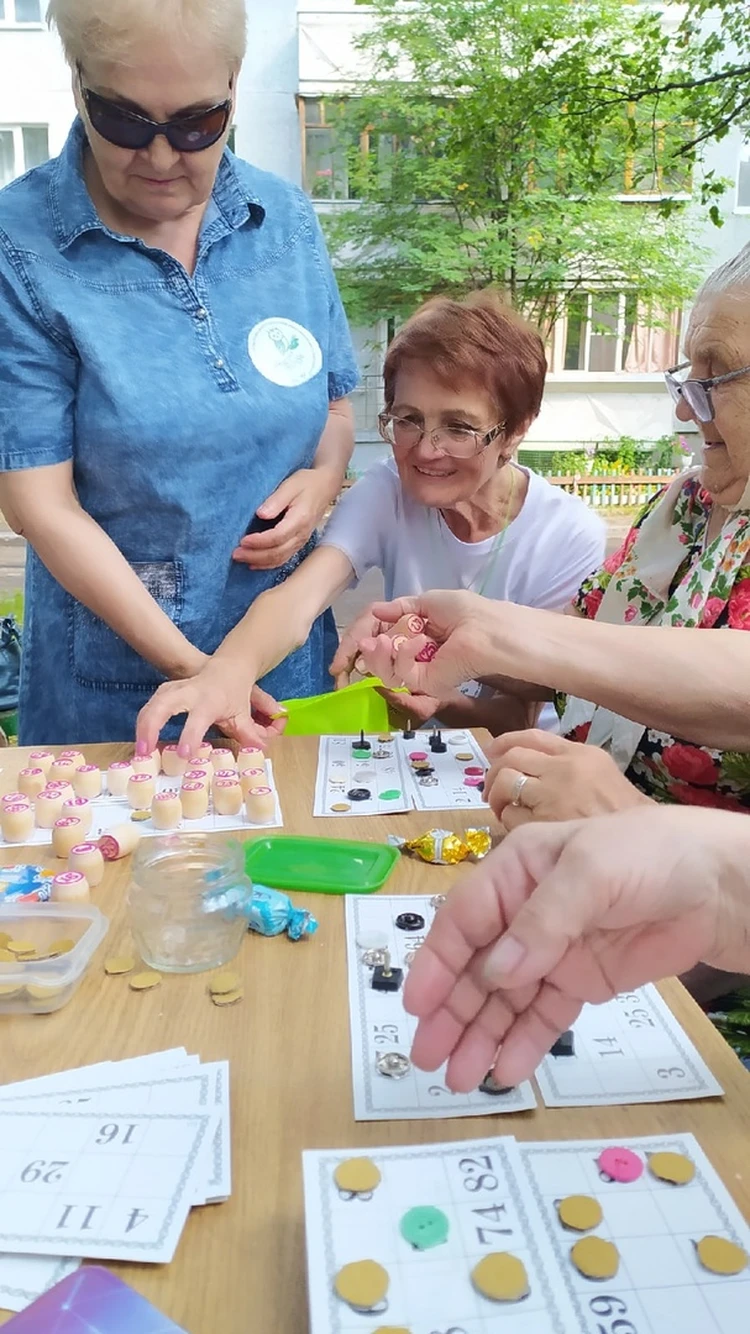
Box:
[0,120,359,744]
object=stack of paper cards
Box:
[0,1048,231,1312]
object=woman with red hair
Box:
[137,290,604,751]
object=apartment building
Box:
[2,0,749,469]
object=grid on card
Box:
[0,1110,212,1258]
[536,986,722,1106]
[516,1135,750,1334]
[394,730,490,812]
[311,1140,577,1334]
[314,735,413,817]
[347,896,536,1119]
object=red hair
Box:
[383,290,547,438]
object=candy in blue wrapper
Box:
[0,865,55,903]
[243,884,318,941]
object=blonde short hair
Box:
[47,0,247,70]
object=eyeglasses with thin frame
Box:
[664,360,750,424]
[78,69,232,154]
[378,412,506,459]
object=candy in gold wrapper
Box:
[464,828,492,859]
[389,827,491,865]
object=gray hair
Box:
[47,0,247,70]
[695,241,750,304]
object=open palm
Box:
[403,809,723,1091]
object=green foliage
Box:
[322,0,711,329]
[549,436,681,476]
[0,591,23,625]
[549,450,591,477]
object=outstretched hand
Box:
[403,807,726,1091]
[136,667,286,757]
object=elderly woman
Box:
[363,243,750,821]
[136,290,605,751]
[0,0,357,744]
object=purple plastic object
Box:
[3,1266,187,1332]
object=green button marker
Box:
[379,789,402,801]
[400,1205,450,1251]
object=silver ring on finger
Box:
[510,773,530,807]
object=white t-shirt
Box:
[322,459,606,728]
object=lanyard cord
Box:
[434,463,517,596]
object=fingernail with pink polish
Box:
[135,740,148,756]
[177,742,191,758]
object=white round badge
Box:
[248,318,323,388]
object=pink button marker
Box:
[409,751,428,762]
[597,1146,644,1183]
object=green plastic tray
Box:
[243,835,398,896]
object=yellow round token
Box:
[334,1157,382,1197]
[648,1152,695,1186]
[696,1235,749,1276]
[330,802,351,813]
[0,948,16,963]
[334,1260,389,1312]
[131,810,151,822]
[26,984,65,1001]
[455,751,475,762]
[104,956,136,977]
[0,932,11,948]
[0,983,22,998]
[557,1195,603,1233]
[377,734,393,743]
[48,938,76,956]
[212,987,244,1007]
[571,1236,620,1281]
[7,939,36,956]
[373,1328,410,1334]
[209,970,241,996]
[471,1252,529,1303]
[129,970,162,992]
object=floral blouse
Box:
[556,478,750,811]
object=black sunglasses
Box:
[80,76,232,153]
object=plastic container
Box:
[128,834,252,974]
[0,903,109,1016]
[243,835,399,895]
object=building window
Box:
[555,293,680,373]
[737,143,750,213]
[301,98,352,200]
[0,125,49,188]
[300,96,445,203]
[0,0,43,22]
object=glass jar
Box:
[128,834,252,974]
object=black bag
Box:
[0,616,22,712]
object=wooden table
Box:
[1,739,749,1331]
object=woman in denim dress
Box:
[0,0,358,744]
